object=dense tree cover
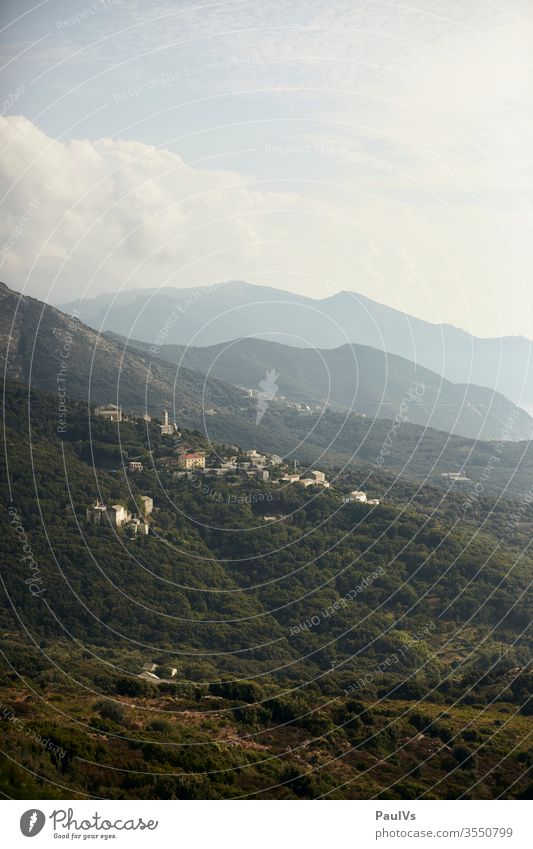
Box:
[1,381,531,799]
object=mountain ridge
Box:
[105,332,533,442]
[60,281,533,406]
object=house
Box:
[138,671,159,681]
[297,470,330,488]
[126,518,150,536]
[106,504,131,527]
[367,498,381,505]
[250,456,268,468]
[246,449,267,462]
[86,500,131,527]
[128,460,144,473]
[281,474,301,483]
[178,452,206,470]
[343,490,367,503]
[138,495,153,516]
[86,500,152,531]
[95,404,122,422]
[160,666,177,679]
[86,500,107,524]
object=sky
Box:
[0,0,532,338]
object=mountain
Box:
[3,280,533,471]
[106,334,533,442]
[61,281,533,406]
[0,281,244,417]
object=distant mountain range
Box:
[2,281,532,442]
[3,282,533,488]
[108,333,533,442]
[61,281,533,407]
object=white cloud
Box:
[0,115,303,302]
[1,112,532,341]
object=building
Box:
[297,470,329,488]
[128,460,144,473]
[177,451,206,470]
[246,449,266,461]
[138,495,153,516]
[367,498,381,505]
[138,671,160,681]
[160,666,178,679]
[160,409,176,436]
[106,504,131,527]
[342,490,368,503]
[86,500,107,524]
[95,404,122,422]
[86,500,152,531]
[127,518,150,536]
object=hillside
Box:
[0,281,245,417]
[1,380,531,799]
[108,334,533,442]
[61,281,533,406]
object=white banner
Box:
[3,800,531,848]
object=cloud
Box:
[0,114,305,302]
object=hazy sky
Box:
[1,0,532,338]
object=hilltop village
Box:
[85,405,381,533]
[84,404,381,682]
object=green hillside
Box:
[1,381,531,798]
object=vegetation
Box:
[1,380,531,799]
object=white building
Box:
[298,470,330,488]
[86,500,107,524]
[343,490,368,503]
[86,500,131,527]
[138,495,154,516]
[160,409,176,435]
[106,504,131,527]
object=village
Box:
[86,405,381,535]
